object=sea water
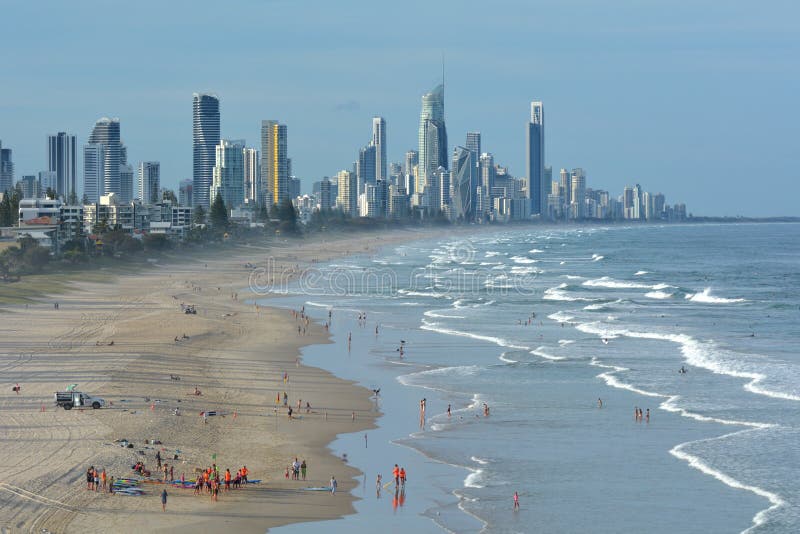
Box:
[266,223,799,533]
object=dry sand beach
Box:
[0,229,430,533]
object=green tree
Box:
[193,205,207,225]
[257,204,269,223]
[0,189,21,227]
[68,190,79,205]
[45,187,56,200]
[276,197,299,234]
[162,189,177,204]
[143,233,171,251]
[209,194,229,229]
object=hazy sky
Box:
[1,0,798,216]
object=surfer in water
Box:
[679,366,687,374]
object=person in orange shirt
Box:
[224,469,231,491]
[241,465,248,484]
[392,464,400,487]
[399,467,406,487]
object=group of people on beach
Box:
[86,466,108,492]
[634,406,650,422]
[193,464,250,500]
[285,458,308,480]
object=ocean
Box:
[266,222,800,534]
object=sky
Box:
[1,0,798,216]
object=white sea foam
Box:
[563,275,584,280]
[543,284,599,302]
[583,302,607,311]
[423,310,467,319]
[464,468,485,488]
[510,256,538,264]
[591,254,604,261]
[510,266,541,275]
[645,290,673,299]
[577,322,800,402]
[583,276,653,289]
[684,288,747,304]
[558,339,575,346]
[547,311,575,323]
[304,301,332,308]
[528,248,544,254]
[471,456,490,466]
[498,353,518,364]
[398,289,446,298]
[532,347,566,361]
[421,320,529,351]
[634,270,649,276]
[670,435,784,533]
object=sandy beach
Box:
[0,229,432,533]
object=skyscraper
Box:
[88,117,122,199]
[19,175,40,199]
[47,132,77,200]
[243,147,259,204]
[192,93,220,210]
[138,162,161,204]
[0,141,13,193]
[404,150,418,196]
[211,139,245,210]
[119,162,134,204]
[336,170,357,216]
[526,101,545,216]
[417,84,447,193]
[179,179,193,207]
[451,146,474,221]
[560,168,571,206]
[82,144,105,203]
[260,120,288,206]
[570,168,586,220]
[372,117,387,182]
[319,177,333,210]
[357,144,376,195]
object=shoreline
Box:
[0,228,443,533]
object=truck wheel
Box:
[63,404,72,410]
[92,402,101,409]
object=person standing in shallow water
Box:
[161,488,168,511]
[514,491,520,510]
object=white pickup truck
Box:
[54,391,106,410]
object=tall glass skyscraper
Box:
[417,84,447,194]
[83,143,105,203]
[0,141,13,193]
[211,139,245,210]
[372,117,387,181]
[87,117,121,200]
[138,161,161,204]
[451,146,474,221]
[526,101,545,216]
[260,120,288,206]
[357,144,376,195]
[47,132,77,200]
[192,93,221,210]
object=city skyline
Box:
[1,1,797,216]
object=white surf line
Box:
[588,357,782,531]
[670,433,785,534]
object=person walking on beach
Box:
[447,404,451,417]
[393,464,400,487]
[514,491,520,510]
[301,460,307,480]
[330,476,337,495]
[399,467,406,487]
[161,488,168,512]
[646,408,650,423]
[598,398,603,408]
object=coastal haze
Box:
[1,1,798,534]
